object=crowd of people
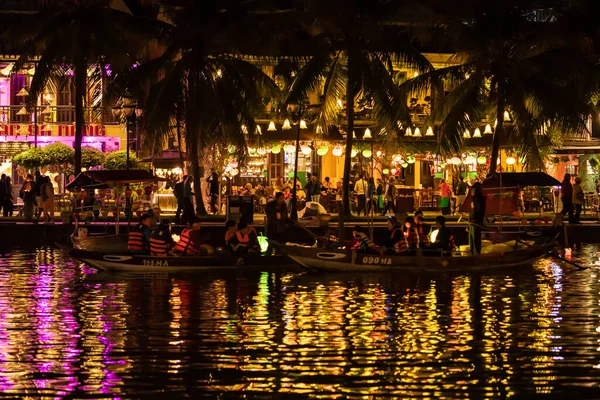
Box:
[1,171,56,223]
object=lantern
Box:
[317,146,328,156]
[407,156,416,164]
[464,156,476,165]
[450,157,461,165]
[332,146,343,157]
[382,168,390,175]
[301,145,312,155]
[506,156,516,165]
[351,149,358,157]
[473,128,482,138]
[484,124,493,134]
[268,121,277,131]
[286,145,296,153]
[271,145,281,154]
[282,119,292,130]
[362,149,372,158]
[477,155,487,164]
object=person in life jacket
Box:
[230,221,260,254]
[173,217,203,255]
[224,220,237,253]
[128,214,152,254]
[351,226,380,254]
[402,216,420,255]
[384,216,408,254]
[150,219,174,257]
[433,215,456,256]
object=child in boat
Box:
[351,226,380,254]
[433,216,455,256]
[224,220,237,253]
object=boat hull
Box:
[71,233,129,252]
[69,249,290,272]
[276,244,551,273]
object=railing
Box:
[0,105,119,124]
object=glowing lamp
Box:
[362,149,372,158]
[248,147,257,155]
[382,168,390,175]
[484,124,493,134]
[268,121,277,131]
[230,160,239,168]
[363,128,372,139]
[429,229,439,243]
[230,168,239,176]
[506,156,516,165]
[286,145,296,153]
[257,147,266,155]
[271,145,281,154]
[473,127,482,138]
[477,155,487,165]
[391,168,397,174]
[316,125,324,134]
[301,145,312,155]
[282,119,292,130]
[413,127,422,137]
[332,146,343,157]
[401,162,409,168]
[317,146,328,156]
[463,129,471,139]
[405,127,412,137]
[425,126,434,136]
[376,150,383,157]
[241,124,248,134]
[256,125,262,135]
[465,156,476,165]
[299,120,308,129]
[450,157,461,165]
[407,156,416,164]
[351,148,358,158]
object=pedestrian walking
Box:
[439,179,452,215]
[354,174,367,216]
[560,173,573,223]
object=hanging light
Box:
[241,124,248,134]
[450,157,461,165]
[332,145,343,157]
[301,145,312,155]
[351,148,358,157]
[463,129,471,139]
[16,107,28,115]
[317,146,328,156]
[405,127,412,137]
[362,149,372,158]
[337,99,343,109]
[248,147,257,154]
[352,131,357,139]
[316,125,324,134]
[0,64,13,76]
[376,150,383,157]
[407,156,416,164]
[484,124,493,134]
[401,162,409,168]
[271,144,281,154]
[286,144,296,153]
[413,127,422,137]
[391,168,398,174]
[228,145,236,154]
[425,126,434,136]
[27,67,35,76]
[282,119,292,130]
[16,88,29,97]
[506,156,516,165]
[299,120,308,129]
[257,147,266,155]
[256,125,262,135]
[230,168,239,176]
[473,127,482,138]
[268,121,277,131]
[477,155,487,165]
[465,155,476,165]
[363,128,372,139]
[504,111,511,121]
[382,168,390,175]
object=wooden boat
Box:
[273,242,554,273]
[67,248,292,272]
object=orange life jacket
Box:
[128,224,148,252]
[235,230,251,244]
[225,230,236,243]
[173,228,199,255]
[150,228,170,257]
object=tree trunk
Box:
[489,90,505,175]
[339,60,355,242]
[74,61,86,175]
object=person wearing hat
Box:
[128,214,152,254]
[150,219,174,257]
[173,217,204,255]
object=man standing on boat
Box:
[266,192,291,242]
[469,183,486,255]
[128,214,152,254]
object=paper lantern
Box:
[271,145,281,154]
[376,150,383,157]
[450,157,461,165]
[286,145,296,153]
[382,168,389,175]
[363,128,372,139]
[257,147,266,155]
[405,127,412,136]
[464,156,476,165]
[282,119,292,130]
[230,168,239,176]
[301,145,312,155]
[506,156,516,165]
[463,129,471,139]
[391,168,397,174]
[401,162,409,168]
[425,126,434,136]
[299,120,308,129]
[407,156,416,164]
[477,155,487,164]
[473,128,482,138]
[362,149,372,158]
[317,146,328,156]
[351,149,358,157]
[268,121,277,131]
[413,127,421,137]
[248,147,256,154]
[484,124,493,134]
[332,146,343,157]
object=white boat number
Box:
[361,256,392,265]
[143,260,169,267]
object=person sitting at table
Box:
[351,226,380,254]
[295,184,306,201]
[432,216,455,256]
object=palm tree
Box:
[128,1,278,215]
[11,0,142,175]
[401,0,595,173]
[285,0,432,221]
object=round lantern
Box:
[351,149,358,158]
[401,162,409,168]
[228,145,236,154]
[301,145,312,155]
[391,168,397,175]
[230,168,239,176]
[286,145,296,154]
[382,168,390,175]
[362,149,372,158]
[464,156,476,165]
[271,145,281,154]
[376,150,383,157]
[506,156,516,165]
[248,147,256,155]
[257,147,266,155]
[450,157,461,165]
[317,146,328,156]
[477,155,487,165]
[332,146,343,157]
[407,156,416,164]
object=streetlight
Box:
[120,97,139,170]
[287,101,305,221]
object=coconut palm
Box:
[11,0,143,175]
[126,0,278,215]
[285,0,433,218]
[401,0,596,173]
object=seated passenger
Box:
[173,217,204,255]
[150,219,174,257]
[402,216,420,254]
[433,216,455,256]
[351,226,380,254]
[224,220,237,252]
[128,214,152,254]
[414,210,430,247]
[230,221,259,254]
[385,216,408,254]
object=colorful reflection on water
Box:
[0,246,599,397]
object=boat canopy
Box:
[66,169,163,190]
[483,172,560,188]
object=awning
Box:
[483,172,560,188]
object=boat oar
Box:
[549,251,588,270]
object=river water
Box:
[0,246,599,398]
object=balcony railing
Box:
[0,105,119,124]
